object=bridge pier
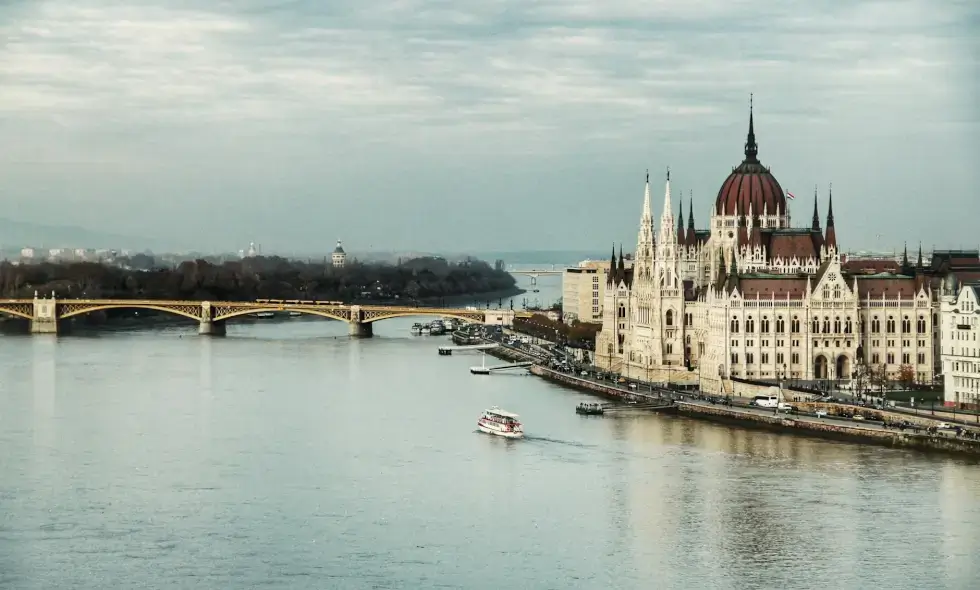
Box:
[198,320,226,336]
[349,321,373,338]
[31,295,59,334]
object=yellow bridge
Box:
[0,296,505,337]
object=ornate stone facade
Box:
[595,105,954,393]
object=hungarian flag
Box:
[785,191,796,200]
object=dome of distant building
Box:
[714,101,787,217]
[332,240,347,268]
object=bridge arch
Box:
[58,303,202,322]
[212,307,349,323]
[0,305,33,321]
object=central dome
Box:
[714,105,787,217]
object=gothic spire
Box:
[608,243,617,285]
[917,243,923,267]
[685,192,697,246]
[744,93,758,162]
[902,243,910,268]
[824,184,837,251]
[617,244,626,277]
[677,199,685,245]
[811,185,821,231]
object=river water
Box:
[2,275,979,589]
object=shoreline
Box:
[524,362,980,460]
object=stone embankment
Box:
[530,365,676,410]
[675,402,980,458]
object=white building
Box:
[595,104,947,392]
[940,279,980,408]
[562,258,631,324]
[332,240,347,268]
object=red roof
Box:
[856,276,917,298]
[738,278,809,299]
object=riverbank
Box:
[674,401,980,459]
[522,360,980,459]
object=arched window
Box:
[761,316,770,333]
[902,316,911,333]
[665,310,674,326]
[822,286,830,299]
[860,318,866,333]
[746,317,755,333]
[872,316,880,333]
[834,317,842,333]
[792,316,800,333]
[812,318,820,333]
[776,316,785,333]
[823,316,831,333]
[618,305,626,318]
[917,316,926,334]
[887,316,895,333]
[833,285,842,299]
[731,317,740,333]
[845,318,853,334]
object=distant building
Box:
[245,242,258,258]
[332,240,347,268]
[940,277,980,408]
[20,248,36,260]
[562,258,631,324]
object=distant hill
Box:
[0,218,166,251]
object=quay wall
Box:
[675,402,980,458]
[530,365,674,409]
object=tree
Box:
[898,364,916,390]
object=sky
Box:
[0,0,977,255]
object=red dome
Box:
[714,106,787,216]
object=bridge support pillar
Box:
[199,320,226,336]
[198,301,226,336]
[349,321,373,338]
[31,295,59,335]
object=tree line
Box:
[0,255,517,303]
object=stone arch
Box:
[836,355,850,381]
[814,354,829,380]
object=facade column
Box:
[31,293,59,334]
[348,305,373,338]
[198,301,226,336]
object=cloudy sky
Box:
[0,0,977,255]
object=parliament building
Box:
[594,104,977,396]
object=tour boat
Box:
[477,406,524,439]
[411,323,424,335]
[576,402,604,416]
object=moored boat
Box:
[477,406,524,438]
[576,402,604,416]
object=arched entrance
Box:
[814,355,828,380]
[836,355,850,381]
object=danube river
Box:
[2,288,979,588]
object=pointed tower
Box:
[617,244,626,279]
[811,186,821,231]
[656,168,679,288]
[917,243,924,268]
[634,170,656,280]
[824,184,837,254]
[685,193,696,246]
[676,200,686,246]
[744,93,759,163]
[607,243,617,286]
[902,242,910,272]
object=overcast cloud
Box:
[0,0,976,254]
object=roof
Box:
[843,258,900,274]
[855,275,919,299]
[333,241,346,254]
[760,228,823,261]
[486,407,519,418]
[715,108,787,216]
[738,277,809,299]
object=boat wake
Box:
[521,435,598,450]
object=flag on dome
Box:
[785,191,796,200]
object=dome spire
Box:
[811,185,821,231]
[744,94,758,162]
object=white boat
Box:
[477,406,524,439]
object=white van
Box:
[751,395,779,408]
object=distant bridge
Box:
[0,296,507,337]
[507,264,569,276]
